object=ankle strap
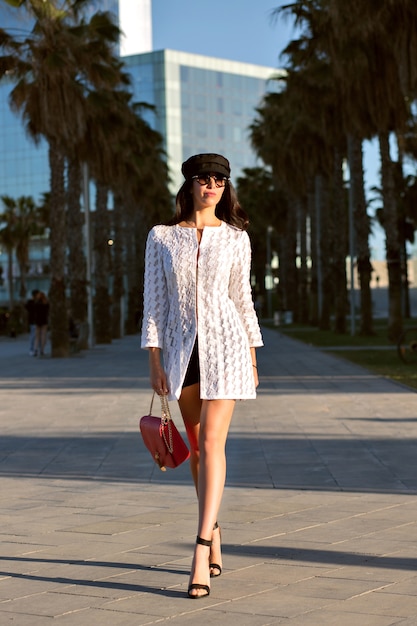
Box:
[196,535,212,547]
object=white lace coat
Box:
[141,222,263,400]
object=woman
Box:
[141,153,263,598]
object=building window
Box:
[195,95,206,111]
[232,99,242,115]
[182,117,191,136]
[180,66,189,82]
[233,127,242,142]
[196,121,207,138]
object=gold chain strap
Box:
[160,394,173,454]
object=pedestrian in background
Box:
[25,289,39,356]
[33,291,49,356]
[141,153,263,599]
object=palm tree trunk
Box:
[67,158,88,346]
[124,201,137,335]
[316,174,332,330]
[125,200,146,335]
[308,182,318,325]
[348,134,374,335]
[111,194,124,339]
[396,133,410,318]
[281,203,297,318]
[6,248,14,309]
[48,139,69,357]
[17,245,28,300]
[333,147,347,334]
[378,131,403,340]
[297,197,309,323]
[132,209,147,331]
[93,182,112,343]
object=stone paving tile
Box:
[0,611,55,626]
[95,587,211,615]
[0,591,94,618]
[224,562,334,585]
[55,607,166,625]
[380,577,417,595]
[315,565,416,585]
[330,588,417,617]
[287,609,401,625]
[0,576,63,600]
[209,586,338,618]
[167,612,283,626]
[285,574,395,600]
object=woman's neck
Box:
[187,209,221,229]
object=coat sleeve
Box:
[228,231,263,348]
[141,228,169,349]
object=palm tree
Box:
[67,157,88,335]
[0,196,18,309]
[347,134,373,335]
[82,87,131,344]
[276,0,373,334]
[111,192,124,339]
[236,167,288,316]
[251,53,345,330]
[0,194,44,305]
[101,100,172,336]
[328,0,410,339]
[236,167,277,285]
[77,83,171,341]
[92,183,112,343]
[0,2,123,356]
[14,195,45,298]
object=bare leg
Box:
[188,398,235,597]
[178,383,201,491]
[180,385,221,578]
[197,399,234,537]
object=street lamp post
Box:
[348,177,356,336]
[82,163,94,348]
[266,225,273,319]
[346,145,356,336]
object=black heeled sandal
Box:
[210,521,222,578]
[188,536,211,599]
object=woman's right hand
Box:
[148,348,169,395]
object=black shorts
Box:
[182,339,200,388]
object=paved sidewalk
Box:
[0,328,417,625]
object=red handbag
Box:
[139,393,190,471]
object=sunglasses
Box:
[192,174,229,188]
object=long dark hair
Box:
[166,179,249,230]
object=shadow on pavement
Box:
[1,431,417,494]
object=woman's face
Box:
[191,172,226,209]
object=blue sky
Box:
[152,0,384,258]
[152,0,293,68]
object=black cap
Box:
[181,153,231,180]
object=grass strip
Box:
[266,321,417,392]
[331,349,417,391]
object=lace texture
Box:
[141,223,263,400]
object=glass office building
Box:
[125,49,278,191]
